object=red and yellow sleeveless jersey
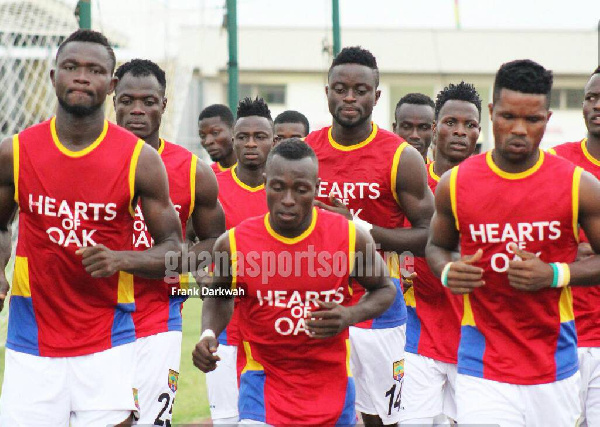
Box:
[451,150,580,384]
[215,166,268,345]
[211,161,234,175]
[132,139,196,339]
[306,124,407,329]
[232,208,355,425]
[550,138,600,348]
[405,162,463,363]
[9,117,142,357]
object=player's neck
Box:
[269,209,313,239]
[434,154,460,177]
[55,106,105,147]
[331,121,373,146]
[586,133,600,160]
[219,152,237,169]
[491,148,540,174]
[144,133,161,151]
[235,163,265,188]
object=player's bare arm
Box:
[305,225,396,339]
[79,144,182,278]
[192,231,235,372]
[0,137,17,311]
[371,144,434,256]
[508,171,600,291]
[425,172,484,295]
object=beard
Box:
[58,97,103,117]
[333,110,370,129]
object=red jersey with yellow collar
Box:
[9,117,142,357]
[306,123,407,329]
[232,208,355,425]
[215,166,268,345]
[131,139,197,338]
[211,161,234,175]
[405,162,463,363]
[550,138,600,348]
[451,150,580,384]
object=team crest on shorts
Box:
[132,388,140,411]
[393,359,405,381]
[168,369,179,393]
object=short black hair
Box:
[493,59,553,107]
[395,93,435,112]
[198,104,234,127]
[267,138,316,163]
[274,110,310,135]
[115,59,166,91]
[329,46,379,87]
[56,29,116,73]
[236,97,272,121]
[592,66,600,76]
[435,82,482,120]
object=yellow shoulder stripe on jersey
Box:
[51,117,108,158]
[264,207,318,245]
[580,138,600,166]
[449,166,460,230]
[346,339,353,377]
[188,155,198,219]
[486,149,544,180]
[559,287,574,323]
[12,134,19,203]
[391,142,408,206]
[328,123,378,151]
[232,165,264,192]
[157,138,165,155]
[11,256,30,297]
[547,148,557,155]
[229,228,237,290]
[117,271,135,304]
[462,294,476,326]
[128,140,145,217]
[241,341,265,373]
[404,286,416,307]
[429,161,440,182]
[572,167,583,242]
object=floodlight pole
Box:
[77,0,91,29]
[227,0,239,111]
[332,0,341,56]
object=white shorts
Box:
[205,343,239,420]
[579,347,600,427]
[349,325,406,424]
[0,344,136,427]
[133,331,182,425]
[399,352,457,423]
[456,372,581,426]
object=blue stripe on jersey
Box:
[217,328,228,345]
[239,370,267,423]
[371,278,407,329]
[6,296,39,356]
[336,377,356,426]
[457,325,486,378]
[404,306,421,354]
[167,297,184,332]
[111,304,136,347]
[555,320,579,381]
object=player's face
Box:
[233,116,274,169]
[199,117,234,162]
[583,74,600,138]
[265,155,318,233]
[51,41,115,117]
[393,104,434,157]
[326,64,380,129]
[434,100,480,163]
[114,73,165,140]
[489,89,551,164]
[274,122,307,145]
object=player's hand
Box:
[401,269,417,294]
[507,244,553,292]
[76,244,122,278]
[445,249,485,295]
[0,268,9,312]
[192,336,220,372]
[305,299,353,338]
[577,242,595,261]
[313,194,353,220]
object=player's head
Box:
[198,104,235,163]
[113,59,167,140]
[490,59,553,163]
[583,66,600,138]
[273,110,310,144]
[392,93,435,159]
[433,82,481,163]
[326,46,381,129]
[265,138,319,234]
[52,29,116,118]
[233,97,274,169]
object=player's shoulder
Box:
[304,126,330,146]
[107,120,141,147]
[17,118,53,139]
[549,140,582,157]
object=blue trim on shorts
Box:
[6,296,39,356]
[404,306,420,354]
[217,329,228,345]
[239,370,266,423]
[167,297,184,332]
[457,325,485,378]
[111,304,136,347]
[555,320,579,381]
[370,278,407,329]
